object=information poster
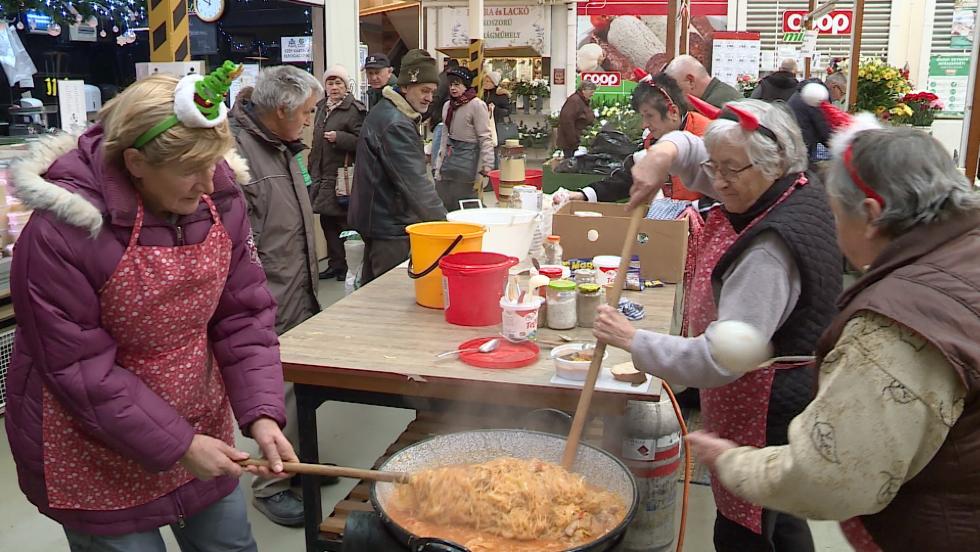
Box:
[711,32,762,86]
[951,0,977,49]
[926,55,971,117]
[281,36,313,63]
[229,64,260,107]
[58,79,87,133]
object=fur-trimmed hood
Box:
[382,85,423,122]
[10,127,250,237]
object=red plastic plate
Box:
[457,337,540,369]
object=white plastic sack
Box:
[344,239,365,295]
[0,24,37,86]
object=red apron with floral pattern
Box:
[686,175,807,534]
[42,195,235,510]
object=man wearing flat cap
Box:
[349,49,448,283]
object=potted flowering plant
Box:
[842,58,912,118]
[893,91,944,128]
[530,79,550,113]
[736,74,758,98]
[582,101,644,145]
[513,80,533,113]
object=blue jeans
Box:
[64,486,257,552]
[431,123,445,175]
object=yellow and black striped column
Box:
[149,0,190,62]
[468,38,485,95]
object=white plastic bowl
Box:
[551,343,609,381]
[447,207,539,261]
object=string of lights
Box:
[0,1,146,27]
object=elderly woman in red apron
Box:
[687,100,980,552]
[4,63,294,551]
[594,99,842,551]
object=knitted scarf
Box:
[445,88,477,130]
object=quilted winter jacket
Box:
[3,128,287,536]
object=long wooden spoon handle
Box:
[239,459,409,484]
[561,206,647,469]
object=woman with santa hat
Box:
[596,96,843,551]
[687,85,980,552]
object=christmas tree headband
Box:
[132,61,244,149]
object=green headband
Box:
[132,60,243,149]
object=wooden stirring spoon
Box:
[239,459,410,484]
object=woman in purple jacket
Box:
[4,66,294,551]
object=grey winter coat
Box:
[229,104,321,334]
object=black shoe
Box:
[253,490,304,527]
[334,268,348,282]
[319,268,336,280]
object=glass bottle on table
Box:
[543,235,563,266]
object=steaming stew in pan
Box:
[387,457,626,552]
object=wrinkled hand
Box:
[324,131,338,143]
[247,417,299,479]
[629,147,670,210]
[593,304,637,351]
[179,434,248,481]
[686,431,739,471]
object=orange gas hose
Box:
[661,381,691,552]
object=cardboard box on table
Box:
[552,201,689,283]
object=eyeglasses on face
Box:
[701,160,754,182]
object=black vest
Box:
[712,175,842,357]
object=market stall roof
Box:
[437,46,542,59]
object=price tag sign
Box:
[801,30,819,56]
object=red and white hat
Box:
[801,82,886,206]
[800,83,880,157]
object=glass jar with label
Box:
[574,269,597,286]
[547,279,578,330]
[576,283,604,328]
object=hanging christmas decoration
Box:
[0,1,146,28]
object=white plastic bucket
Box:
[447,206,540,262]
[500,296,544,342]
[593,255,621,286]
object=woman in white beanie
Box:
[308,64,367,280]
[483,71,512,166]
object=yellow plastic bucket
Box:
[406,221,485,309]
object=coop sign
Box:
[782,10,853,36]
[581,72,622,87]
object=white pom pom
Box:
[829,111,881,158]
[706,320,772,375]
[801,82,829,107]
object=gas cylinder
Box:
[621,395,682,552]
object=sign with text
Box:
[58,80,87,133]
[927,55,970,117]
[439,6,550,56]
[782,10,853,35]
[711,32,761,86]
[281,36,313,63]
[581,71,622,87]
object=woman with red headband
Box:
[563,73,708,204]
[686,124,980,551]
[594,99,842,551]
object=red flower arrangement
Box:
[899,91,944,126]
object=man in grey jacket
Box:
[349,49,448,284]
[229,65,323,526]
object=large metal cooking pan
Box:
[372,429,639,552]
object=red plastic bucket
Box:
[488,169,543,200]
[439,252,519,327]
